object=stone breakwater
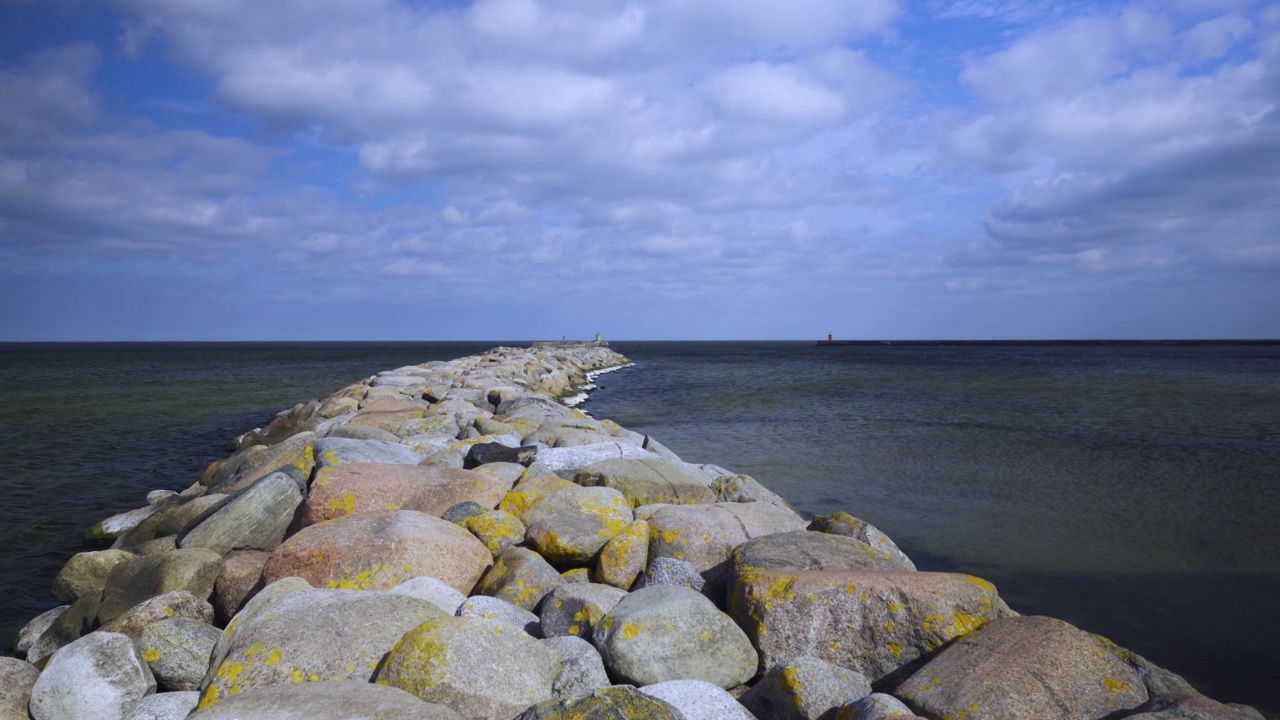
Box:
[2,345,1265,720]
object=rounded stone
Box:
[539,583,628,642]
[122,691,201,720]
[29,631,156,720]
[187,681,462,719]
[138,619,223,691]
[516,686,685,720]
[740,656,873,720]
[262,510,492,594]
[639,679,759,720]
[376,616,562,720]
[593,584,758,689]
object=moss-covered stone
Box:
[594,519,649,590]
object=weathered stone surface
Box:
[808,512,916,571]
[26,595,97,665]
[528,510,626,566]
[462,510,527,557]
[523,486,634,528]
[470,461,525,491]
[261,399,324,443]
[517,686,684,720]
[376,616,562,720]
[188,681,462,719]
[199,588,446,709]
[1124,693,1267,719]
[209,431,315,495]
[100,590,215,639]
[465,442,537,468]
[457,595,542,637]
[262,510,492,594]
[122,691,201,720]
[98,548,222,625]
[639,557,706,592]
[135,536,178,556]
[0,657,39,720]
[52,549,137,603]
[148,494,227,538]
[524,443,657,480]
[178,471,302,554]
[498,474,581,522]
[302,463,505,527]
[474,546,566,611]
[893,616,1153,720]
[734,530,913,574]
[347,401,427,434]
[390,576,468,615]
[562,568,592,583]
[539,583,628,642]
[575,457,716,507]
[710,472,799,512]
[326,423,399,442]
[16,605,69,656]
[833,693,922,720]
[29,631,156,720]
[541,636,611,702]
[86,505,160,544]
[729,564,1000,683]
[313,436,424,467]
[595,519,649,590]
[639,679,759,720]
[740,656,872,720]
[138,619,222,691]
[594,584,758,689]
[211,550,269,623]
[647,503,809,598]
[442,501,488,524]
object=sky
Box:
[1,0,1277,340]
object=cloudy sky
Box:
[1,0,1277,340]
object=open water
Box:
[1,341,1277,714]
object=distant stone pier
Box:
[532,340,610,348]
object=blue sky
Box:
[1,0,1277,340]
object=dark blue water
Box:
[1,341,1276,715]
[587,342,1280,716]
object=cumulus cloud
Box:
[951,3,1280,287]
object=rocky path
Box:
[2,345,1264,720]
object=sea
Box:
[1,341,1276,715]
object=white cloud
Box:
[1182,13,1254,62]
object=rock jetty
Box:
[8,344,1266,720]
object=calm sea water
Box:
[588,342,1280,716]
[1,341,1276,714]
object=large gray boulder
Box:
[516,686,684,720]
[376,615,562,720]
[261,510,492,594]
[539,583,628,642]
[97,548,222,625]
[639,679,758,720]
[740,656,872,720]
[1123,693,1266,719]
[122,691,200,720]
[0,657,39,720]
[199,588,446,706]
[15,605,69,658]
[474,547,566,611]
[52,549,137,603]
[138,619,222,691]
[593,584,757,689]
[727,533,999,682]
[808,512,916,571]
[647,503,809,599]
[313,436,424,467]
[178,470,302,554]
[540,636,611,702]
[575,457,716,507]
[100,590,215,639]
[457,595,542,637]
[389,575,468,615]
[186,681,462,719]
[524,443,657,480]
[892,615,1154,720]
[834,693,923,720]
[29,631,156,720]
